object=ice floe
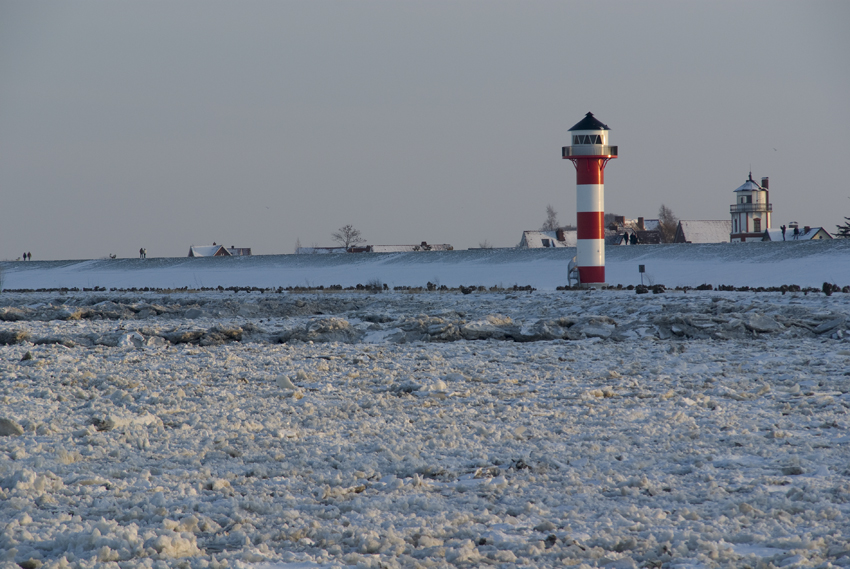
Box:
[1,288,850,568]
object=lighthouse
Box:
[730,172,772,242]
[562,112,617,286]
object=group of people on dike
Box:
[16,250,154,261]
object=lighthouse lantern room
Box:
[562,112,618,286]
[730,173,772,242]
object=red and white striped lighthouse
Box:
[562,112,617,286]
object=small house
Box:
[763,224,832,241]
[188,245,231,257]
[628,217,662,244]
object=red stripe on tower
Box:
[578,266,605,283]
[575,161,605,185]
[576,212,604,240]
[562,112,617,286]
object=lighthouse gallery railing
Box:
[730,203,773,213]
[562,145,618,158]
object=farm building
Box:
[674,220,733,243]
[188,245,252,257]
[295,247,347,254]
[368,243,453,253]
[518,229,577,248]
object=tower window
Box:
[753,219,761,232]
[573,135,602,145]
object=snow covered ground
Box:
[2,247,850,568]
[3,239,850,291]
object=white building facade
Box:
[730,173,772,242]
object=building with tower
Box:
[730,173,772,242]
[562,112,617,286]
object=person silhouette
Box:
[27,252,31,261]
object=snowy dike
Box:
[2,244,850,568]
[3,240,850,292]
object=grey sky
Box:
[1,1,848,260]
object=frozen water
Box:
[2,247,850,567]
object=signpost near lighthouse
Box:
[562,112,617,287]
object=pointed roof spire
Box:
[568,112,611,131]
[734,172,763,192]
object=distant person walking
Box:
[139,248,146,259]
[23,252,27,261]
[27,252,31,261]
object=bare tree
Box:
[658,204,679,243]
[478,239,493,249]
[332,225,366,249]
[294,237,302,253]
[540,204,559,231]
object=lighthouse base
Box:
[577,265,605,286]
[577,282,608,290]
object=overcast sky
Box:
[1,1,848,260]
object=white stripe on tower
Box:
[576,184,603,213]
[576,183,604,283]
